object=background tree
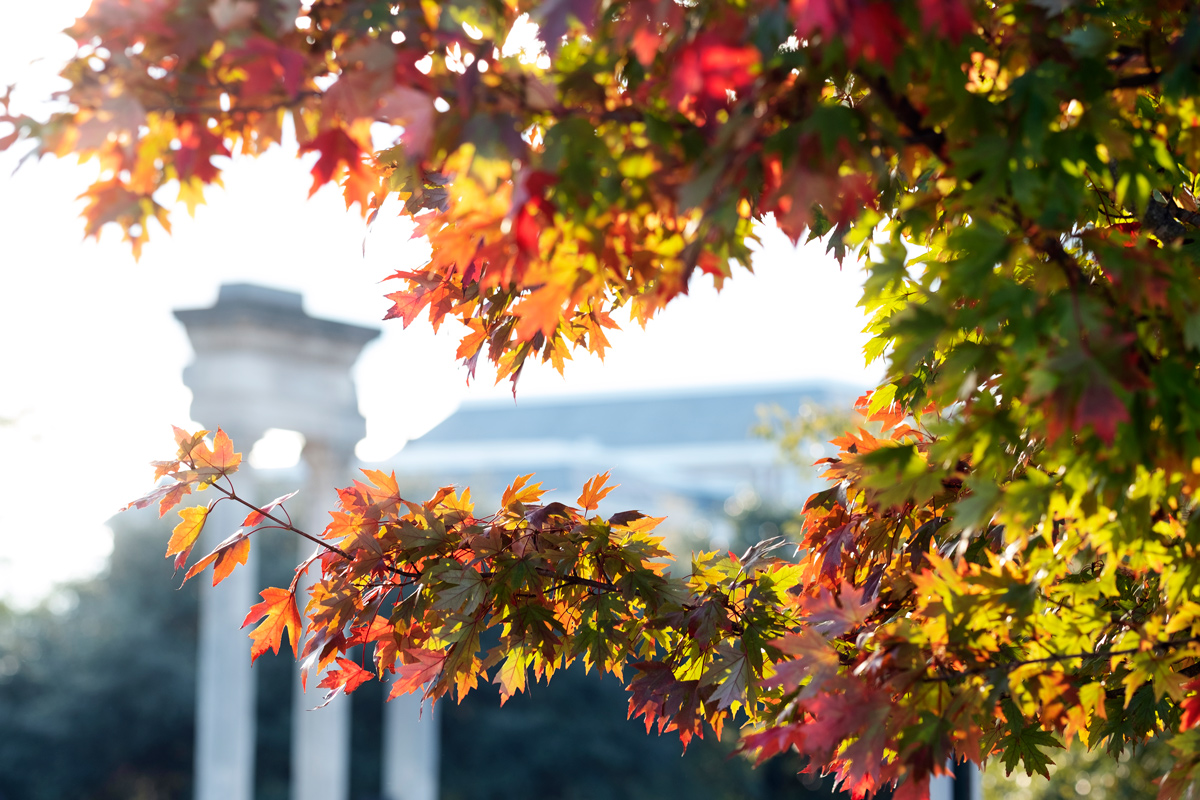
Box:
[11,0,1200,798]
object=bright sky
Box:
[0,1,882,606]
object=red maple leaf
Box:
[1075,381,1129,445]
[228,35,306,98]
[632,29,661,66]
[789,0,906,67]
[740,723,807,765]
[1181,678,1200,730]
[669,34,760,114]
[918,0,974,42]
[300,127,377,213]
[174,118,230,183]
[319,657,375,696]
[626,662,708,749]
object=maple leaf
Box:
[377,86,436,157]
[709,648,750,711]
[578,472,617,512]
[669,34,760,115]
[183,530,251,586]
[242,587,303,662]
[802,583,877,638]
[500,474,546,508]
[122,480,192,517]
[300,127,378,213]
[1183,679,1200,731]
[741,724,807,765]
[389,648,447,699]
[319,657,375,698]
[494,647,530,705]
[512,285,569,343]
[1075,381,1129,445]
[626,662,709,749]
[166,505,208,570]
[242,490,298,527]
[228,36,306,97]
[174,119,230,184]
[918,0,974,40]
[349,615,400,674]
[817,523,856,582]
[764,629,841,698]
[189,428,242,474]
[996,698,1064,778]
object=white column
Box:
[930,760,982,800]
[194,442,259,800]
[291,441,352,800]
[381,687,440,800]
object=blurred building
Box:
[389,383,850,551]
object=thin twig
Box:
[919,635,1200,683]
[209,481,353,561]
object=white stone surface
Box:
[193,452,259,800]
[291,441,354,800]
[178,284,385,800]
[930,761,981,800]
[382,688,440,800]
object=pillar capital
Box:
[175,284,379,449]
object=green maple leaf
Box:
[997,698,1064,778]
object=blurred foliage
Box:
[983,737,1172,800]
[442,654,850,800]
[753,402,859,472]
[0,521,198,800]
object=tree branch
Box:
[920,635,1200,683]
[209,481,353,561]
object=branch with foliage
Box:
[16,0,1200,797]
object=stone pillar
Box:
[930,761,982,800]
[176,284,385,800]
[193,426,262,800]
[382,686,440,800]
[291,440,354,800]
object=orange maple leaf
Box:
[243,587,303,662]
[190,428,242,473]
[512,285,569,342]
[578,472,618,512]
[183,530,250,586]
